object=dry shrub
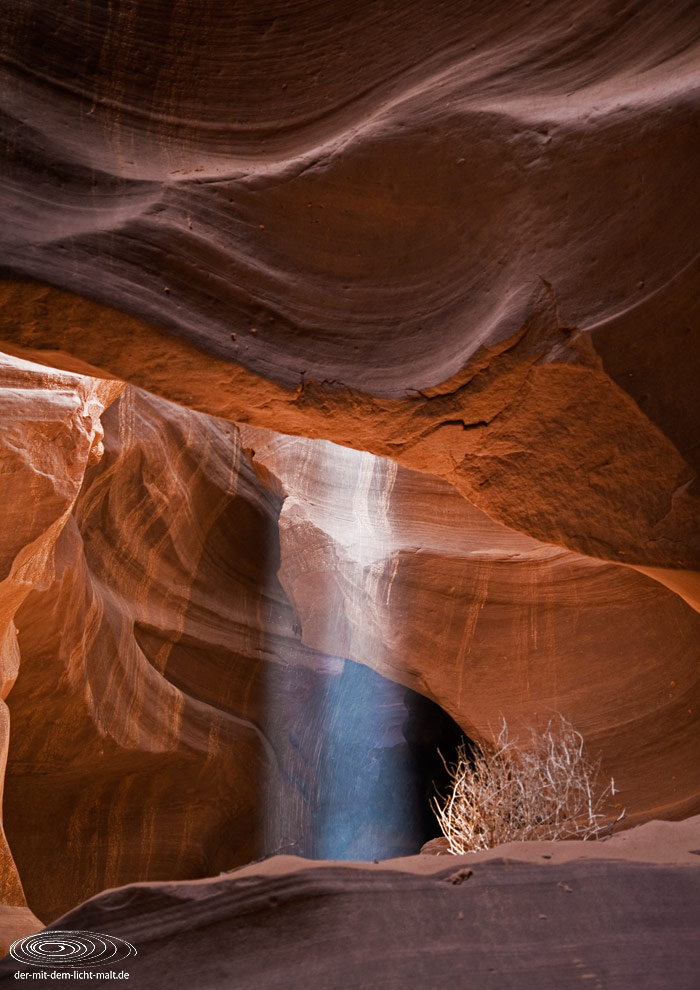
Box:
[432,715,616,853]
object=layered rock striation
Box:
[0,0,698,972]
[1,818,699,989]
[0,351,697,938]
[1,0,699,587]
[0,354,327,926]
[1,1,698,397]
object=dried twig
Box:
[432,716,614,854]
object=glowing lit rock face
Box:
[0,0,699,948]
[2,351,697,931]
[0,357,290,922]
[0,353,121,946]
[243,427,700,834]
[0,356,461,922]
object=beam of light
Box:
[260,436,467,863]
[261,439,419,861]
[301,445,410,860]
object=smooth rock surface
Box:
[0,352,121,946]
[0,358,327,924]
[1,1,698,396]
[242,424,700,829]
[1,817,699,989]
[0,0,698,976]
[1,0,699,587]
[0,351,697,933]
[1,282,699,601]
[0,354,459,923]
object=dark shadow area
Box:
[301,659,471,861]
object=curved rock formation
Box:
[0,350,697,936]
[0,0,698,967]
[2,282,698,603]
[0,355,460,924]
[2,0,699,589]
[0,352,121,945]
[242,424,700,829]
[1,817,698,989]
[0,358,318,924]
[1,2,698,393]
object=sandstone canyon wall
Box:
[0,0,698,979]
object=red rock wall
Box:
[0,0,698,945]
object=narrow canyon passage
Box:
[0,1,698,981]
[0,361,697,928]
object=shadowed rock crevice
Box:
[299,661,469,861]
